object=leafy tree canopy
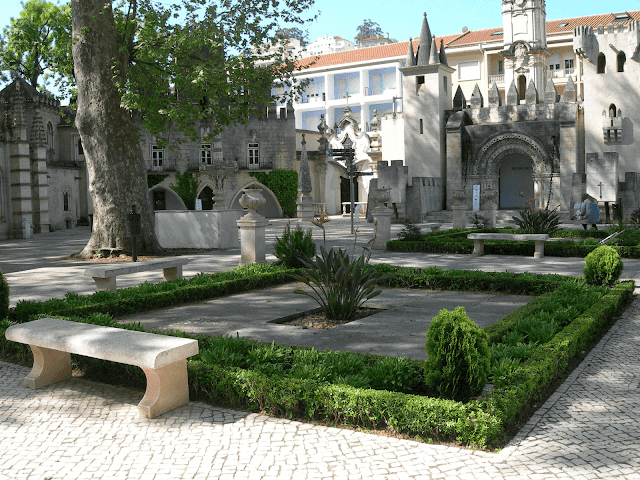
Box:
[0,0,72,92]
[275,27,308,46]
[354,19,383,45]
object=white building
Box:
[304,35,355,58]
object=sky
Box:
[1,0,640,46]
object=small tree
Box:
[354,19,383,45]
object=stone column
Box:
[296,134,314,221]
[481,185,498,228]
[451,189,468,229]
[372,188,392,250]
[237,185,268,267]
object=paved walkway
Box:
[1,219,640,479]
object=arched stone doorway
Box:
[198,186,214,210]
[499,154,534,208]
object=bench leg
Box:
[24,345,72,389]
[138,359,189,418]
[534,240,545,259]
[163,266,182,282]
[93,277,116,292]
[472,239,484,256]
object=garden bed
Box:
[0,264,633,449]
[388,227,640,258]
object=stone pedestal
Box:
[451,189,468,229]
[372,188,392,250]
[237,185,268,266]
[296,193,314,221]
[481,186,498,228]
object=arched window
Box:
[518,75,527,101]
[46,122,54,150]
[63,191,70,212]
[597,53,606,74]
[617,51,626,72]
[609,104,617,117]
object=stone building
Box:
[0,75,297,239]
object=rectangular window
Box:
[151,146,164,171]
[565,59,574,69]
[200,144,212,165]
[443,76,448,94]
[63,192,70,212]
[498,60,504,74]
[457,60,480,81]
[248,143,260,170]
[420,119,423,134]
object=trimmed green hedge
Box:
[388,227,640,258]
[0,264,633,449]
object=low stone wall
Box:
[155,210,242,249]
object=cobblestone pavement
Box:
[2,296,639,480]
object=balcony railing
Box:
[300,93,325,104]
[237,157,273,170]
[365,86,396,96]
[551,68,576,80]
[488,74,504,84]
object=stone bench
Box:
[422,223,442,233]
[84,257,190,292]
[467,233,550,259]
[5,318,199,418]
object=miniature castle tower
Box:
[501,0,550,100]
[400,13,454,183]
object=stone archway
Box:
[474,133,553,210]
[229,182,283,218]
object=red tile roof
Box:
[295,9,640,71]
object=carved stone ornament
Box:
[514,44,528,72]
[239,184,266,218]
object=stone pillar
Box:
[30,114,50,234]
[296,134,314,221]
[481,185,498,228]
[451,189,467,229]
[372,188,392,250]
[237,185,268,266]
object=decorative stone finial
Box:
[439,39,448,66]
[428,37,439,65]
[406,39,416,67]
[488,83,501,107]
[525,78,538,104]
[298,134,312,195]
[506,80,520,106]
[564,76,577,102]
[469,83,483,108]
[453,85,467,110]
[544,77,558,104]
[416,13,432,66]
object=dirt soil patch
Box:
[276,307,382,329]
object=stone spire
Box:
[544,77,558,104]
[453,85,466,110]
[298,134,312,194]
[488,83,501,107]
[416,13,432,66]
[469,83,483,108]
[429,37,439,65]
[525,78,538,104]
[506,80,520,106]
[30,114,46,147]
[438,39,448,66]
[406,38,416,67]
[564,76,577,102]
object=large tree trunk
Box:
[71,0,162,258]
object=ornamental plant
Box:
[584,245,624,286]
[273,223,316,269]
[397,221,422,241]
[512,207,560,234]
[293,246,392,320]
[0,268,8,320]
[424,307,491,402]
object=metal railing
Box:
[237,157,273,170]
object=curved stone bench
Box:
[467,233,549,259]
[84,257,190,292]
[5,318,199,418]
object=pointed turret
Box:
[525,78,538,104]
[544,77,558,104]
[406,38,416,67]
[469,83,483,108]
[429,37,439,65]
[564,76,577,102]
[416,13,432,66]
[438,39,448,66]
[453,85,466,110]
[506,81,520,106]
[488,83,501,107]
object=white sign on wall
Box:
[472,185,481,211]
[195,199,203,211]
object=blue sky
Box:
[2,0,639,45]
[1,0,638,48]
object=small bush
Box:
[584,245,624,286]
[512,208,560,234]
[273,223,316,268]
[424,307,491,402]
[0,268,8,320]
[470,212,486,229]
[397,222,422,241]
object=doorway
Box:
[499,154,534,209]
[340,176,358,213]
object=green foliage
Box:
[354,19,383,44]
[584,245,624,286]
[397,222,422,241]
[273,223,316,268]
[293,246,392,320]
[0,268,8,320]
[470,212,486,229]
[170,172,199,210]
[512,208,560,234]
[424,307,491,402]
[249,170,298,217]
[628,207,640,225]
[147,174,169,189]
[0,0,72,92]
